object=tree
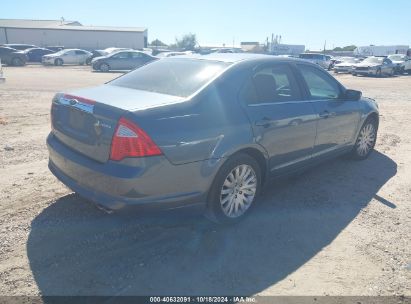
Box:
[150,39,167,47]
[333,45,357,52]
[175,33,197,51]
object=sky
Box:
[2,0,411,50]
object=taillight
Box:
[110,117,162,161]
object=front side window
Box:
[131,52,143,59]
[112,52,129,59]
[242,64,302,104]
[298,64,341,100]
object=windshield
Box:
[109,58,230,97]
[388,55,405,61]
[363,57,383,64]
[340,58,357,63]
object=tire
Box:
[99,63,110,72]
[376,68,382,77]
[390,69,395,77]
[54,58,63,66]
[352,73,357,76]
[205,153,261,224]
[11,57,24,66]
[349,117,378,160]
[86,58,92,65]
[407,69,411,75]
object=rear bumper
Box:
[47,133,214,211]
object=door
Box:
[296,64,362,157]
[242,63,318,173]
[109,52,130,70]
[382,58,393,74]
[75,50,87,64]
[129,52,150,69]
[62,50,76,64]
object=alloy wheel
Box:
[220,164,257,218]
[356,123,376,157]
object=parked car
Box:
[42,49,92,66]
[0,46,27,66]
[91,50,157,72]
[47,54,379,223]
[387,54,411,74]
[0,59,5,83]
[299,53,332,70]
[352,56,395,77]
[22,48,54,62]
[334,57,360,74]
[2,43,37,50]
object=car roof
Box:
[165,53,309,64]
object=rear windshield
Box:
[109,58,230,97]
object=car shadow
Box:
[27,151,396,296]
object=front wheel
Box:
[54,58,63,66]
[11,57,24,66]
[206,153,261,224]
[99,63,110,72]
[350,118,378,160]
[376,68,382,77]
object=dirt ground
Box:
[0,65,410,296]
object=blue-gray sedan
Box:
[47,54,379,223]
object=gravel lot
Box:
[0,65,410,296]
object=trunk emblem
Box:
[69,99,78,106]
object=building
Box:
[270,43,305,55]
[354,45,409,56]
[0,19,147,50]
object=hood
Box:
[335,62,356,67]
[391,60,404,64]
[44,53,59,58]
[65,84,185,112]
[91,55,109,62]
[356,62,381,67]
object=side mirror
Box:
[344,89,362,101]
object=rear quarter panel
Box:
[131,64,261,165]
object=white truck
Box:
[354,45,409,57]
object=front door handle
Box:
[319,110,336,119]
[255,117,272,127]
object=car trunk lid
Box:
[51,85,184,163]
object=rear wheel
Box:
[349,118,378,160]
[11,57,24,66]
[54,58,63,66]
[206,153,261,224]
[99,63,110,72]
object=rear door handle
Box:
[255,117,272,127]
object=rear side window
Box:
[298,64,341,100]
[242,64,302,104]
[110,58,230,97]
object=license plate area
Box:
[69,107,88,131]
